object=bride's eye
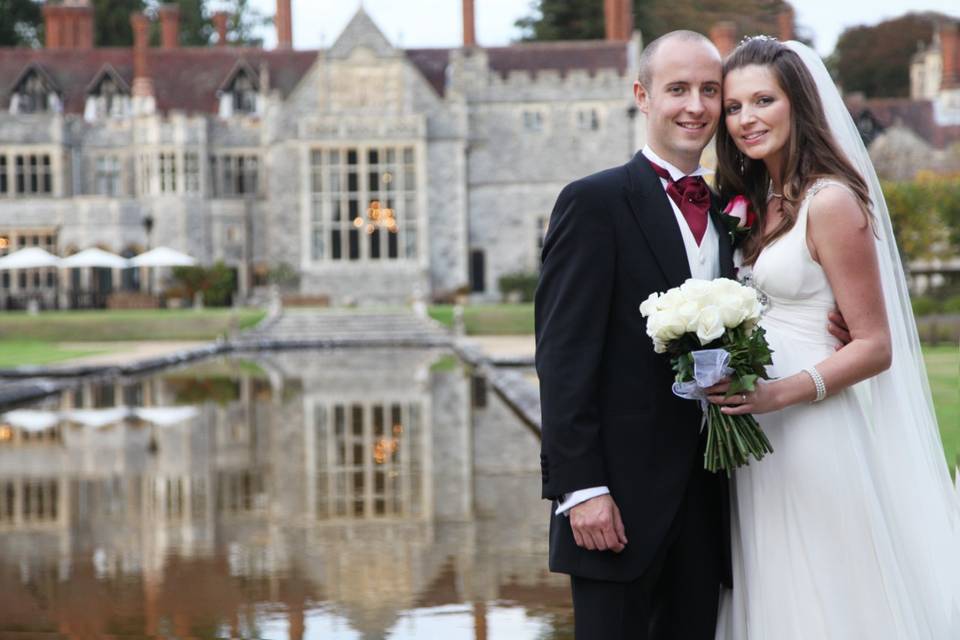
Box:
[725,104,740,115]
[757,96,774,106]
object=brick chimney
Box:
[130,12,153,98]
[777,6,795,42]
[709,21,737,57]
[158,4,180,49]
[276,0,292,49]
[941,22,959,89]
[213,11,229,46]
[462,0,476,47]
[604,0,632,41]
[43,0,95,49]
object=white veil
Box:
[786,41,960,632]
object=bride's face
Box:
[722,64,792,163]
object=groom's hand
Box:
[569,494,628,553]
[827,308,852,349]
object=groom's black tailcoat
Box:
[535,151,734,589]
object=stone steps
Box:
[235,308,451,347]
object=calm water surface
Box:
[0,349,572,638]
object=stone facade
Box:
[0,9,643,307]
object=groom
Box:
[536,31,732,639]
[536,30,853,639]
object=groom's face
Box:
[634,39,722,171]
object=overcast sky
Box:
[244,0,957,56]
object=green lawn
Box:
[429,304,535,335]
[925,345,960,470]
[0,308,266,342]
[0,340,113,368]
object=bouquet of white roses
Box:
[640,278,774,475]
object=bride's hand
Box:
[706,380,782,415]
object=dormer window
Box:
[9,66,61,115]
[217,62,261,118]
[232,73,257,113]
[84,66,131,121]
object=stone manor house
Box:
[0,0,652,306]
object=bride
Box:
[706,37,960,638]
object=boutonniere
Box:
[719,195,757,247]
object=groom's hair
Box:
[637,30,718,89]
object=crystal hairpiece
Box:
[739,34,779,45]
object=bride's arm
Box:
[714,185,892,414]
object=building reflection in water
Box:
[0,349,572,639]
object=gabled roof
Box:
[0,48,316,114]
[485,40,629,79]
[403,40,630,96]
[84,63,129,95]
[0,37,631,112]
[846,95,960,149]
[216,57,260,94]
[8,61,61,95]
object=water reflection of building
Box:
[0,350,569,638]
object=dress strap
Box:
[801,178,852,207]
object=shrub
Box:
[942,296,960,314]
[267,262,300,291]
[498,271,539,303]
[911,295,941,317]
[171,261,236,307]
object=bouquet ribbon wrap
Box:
[672,348,732,403]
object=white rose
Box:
[738,288,763,321]
[676,300,703,332]
[639,292,660,317]
[656,288,683,311]
[679,278,713,303]
[653,338,667,354]
[718,299,747,328]
[695,306,725,345]
[652,308,687,342]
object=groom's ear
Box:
[634,80,650,115]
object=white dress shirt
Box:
[555,146,721,515]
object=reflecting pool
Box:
[0,349,572,638]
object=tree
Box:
[223,0,270,47]
[174,0,211,46]
[0,0,43,47]
[515,0,793,44]
[515,0,604,41]
[145,0,212,46]
[832,13,945,98]
[93,0,146,46]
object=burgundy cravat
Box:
[647,159,711,245]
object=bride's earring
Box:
[738,152,746,175]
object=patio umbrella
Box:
[129,246,197,267]
[0,247,60,269]
[134,406,199,426]
[63,407,130,428]
[59,247,129,269]
[1,409,60,432]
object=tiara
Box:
[739,34,778,45]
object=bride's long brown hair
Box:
[715,38,872,265]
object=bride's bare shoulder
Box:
[806,178,869,231]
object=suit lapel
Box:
[624,152,691,289]
[710,202,736,279]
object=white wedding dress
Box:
[716,179,959,639]
[714,40,960,640]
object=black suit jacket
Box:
[535,151,734,583]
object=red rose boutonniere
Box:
[720,195,757,247]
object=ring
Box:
[740,393,747,403]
